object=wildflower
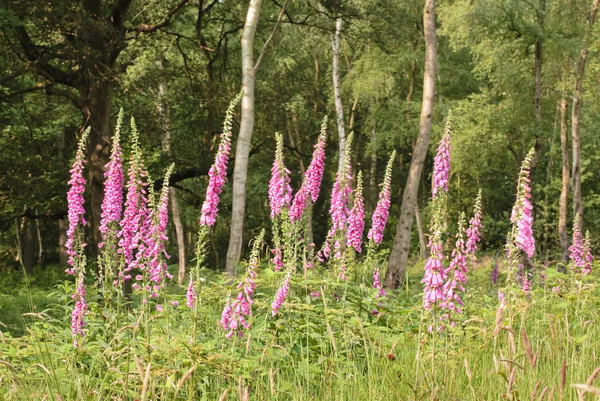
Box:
[368,151,395,245]
[186,277,197,309]
[223,230,264,338]
[347,171,365,252]
[145,165,175,293]
[373,268,386,298]
[199,93,242,226]
[490,261,499,285]
[465,189,482,255]
[99,109,124,247]
[510,149,535,259]
[65,128,90,273]
[310,291,321,298]
[269,133,293,218]
[582,230,593,275]
[432,116,452,199]
[118,118,149,276]
[220,297,232,329]
[156,304,163,312]
[271,272,291,316]
[321,133,353,260]
[422,237,447,310]
[71,277,87,347]
[442,214,468,314]
[290,117,328,222]
[171,300,179,307]
[569,214,584,270]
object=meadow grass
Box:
[0,258,598,400]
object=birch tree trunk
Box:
[225,0,262,275]
[559,91,570,264]
[369,125,378,211]
[572,0,600,222]
[385,0,437,289]
[331,15,346,171]
[156,71,187,284]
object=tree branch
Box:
[0,83,46,100]
[252,0,288,73]
[128,0,191,33]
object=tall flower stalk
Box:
[466,189,482,257]
[320,133,354,261]
[368,151,396,246]
[290,117,328,222]
[506,148,535,294]
[582,231,593,275]
[65,128,90,347]
[569,213,584,271]
[432,116,452,199]
[118,118,149,283]
[222,229,264,338]
[269,133,292,271]
[347,171,365,253]
[99,110,125,293]
[442,213,468,323]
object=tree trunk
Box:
[157,70,187,284]
[58,218,69,267]
[559,92,570,264]
[21,217,36,274]
[84,81,113,250]
[331,15,346,171]
[385,0,437,289]
[415,203,428,259]
[572,0,600,223]
[225,0,262,275]
[35,216,43,265]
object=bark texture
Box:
[385,0,437,289]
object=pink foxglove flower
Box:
[582,231,593,275]
[373,268,386,298]
[144,165,175,296]
[290,117,328,222]
[71,276,87,347]
[268,133,293,218]
[368,151,395,245]
[186,277,197,309]
[422,236,447,310]
[432,117,452,199]
[347,171,365,252]
[99,109,124,248]
[118,118,149,278]
[320,133,354,260]
[220,297,232,329]
[569,214,584,270]
[200,93,242,226]
[510,149,535,259]
[65,128,90,273]
[442,214,468,314]
[271,272,291,316]
[223,230,264,338]
[465,189,482,255]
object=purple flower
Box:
[373,268,386,298]
[368,151,395,245]
[582,231,593,275]
[222,230,264,338]
[186,277,196,309]
[290,117,328,222]
[569,214,584,270]
[269,133,293,218]
[65,129,89,272]
[422,238,447,310]
[432,117,452,199]
[320,133,354,261]
[442,215,468,314]
[490,261,499,285]
[347,171,365,252]
[271,273,291,316]
[144,165,175,293]
[99,110,124,247]
[465,189,482,255]
[510,149,535,259]
[199,94,241,226]
[118,119,149,277]
[71,277,87,348]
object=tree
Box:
[385,0,437,288]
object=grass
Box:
[0,258,599,400]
